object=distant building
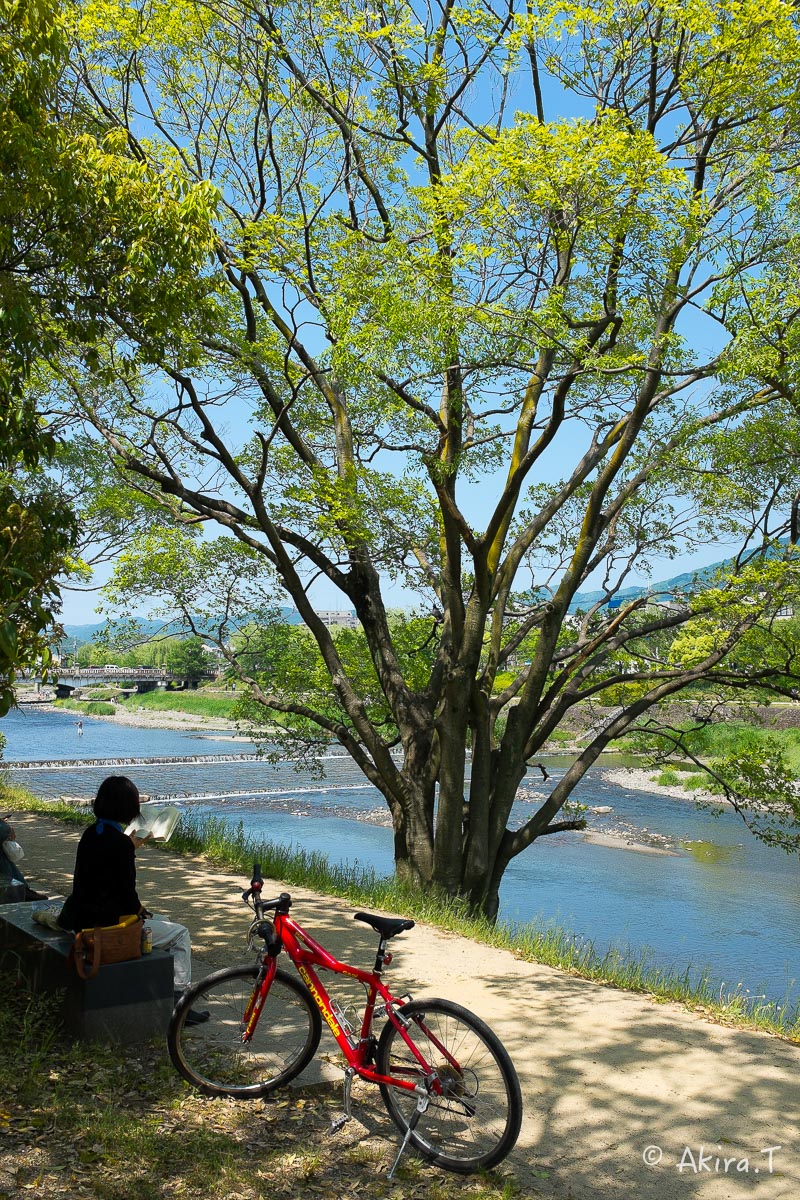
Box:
[201,642,225,659]
[315,610,360,629]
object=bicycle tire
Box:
[168,965,322,1099]
[376,997,522,1173]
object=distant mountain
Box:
[58,556,747,644]
[568,557,740,612]
[60,617,185,645]
[59,607,304,647]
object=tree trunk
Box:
[393,773,436,888]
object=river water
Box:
[2,705,798,1007]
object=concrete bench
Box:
[0,902,174,1042]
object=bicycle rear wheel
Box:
[376,998,522,1173]
[168,965,322,1098]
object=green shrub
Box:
[119,691,237,720]
[545,728,574,745]
[654,769,680,787]
[53,699,115,716]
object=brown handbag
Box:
[70,913,143,980]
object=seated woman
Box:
[1,818,48,902]
[59,775,208,1025]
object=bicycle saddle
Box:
[353,912,415,940]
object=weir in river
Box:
[8,753,268,770]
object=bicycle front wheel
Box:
[168,965,322,1099]
[376,998,522,1173]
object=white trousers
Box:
[147,916,192,991]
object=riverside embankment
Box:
[3,703,799,1010]
[7,809,800,1200]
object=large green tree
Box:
[1,0,78,711]
[57,0,800,915]
[0,0,216,709]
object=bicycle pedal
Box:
[329,1113,351,1135]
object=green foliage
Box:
[1,0,217,394]
[700,740,800,852]
[0,0,79,706]
[0,483,76,713]
[0,0,216,710]
[119,690,237,720]
[76,630,174,668]
[25,0,800,911]
[164,635,214,680]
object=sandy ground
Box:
[19,699,243,733]
[6,810,799,1200]
[602,765,717,803]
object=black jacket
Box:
[59,821,140,931]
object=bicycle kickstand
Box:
[387,1092,429,1180]
[329,1066,355,1135]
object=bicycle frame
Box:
[246,909,457,1097]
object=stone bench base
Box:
[0,902,174,1043]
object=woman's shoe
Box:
[184,1007,210,1026]
[174,989,210,1025]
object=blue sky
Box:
[55,23,764,626]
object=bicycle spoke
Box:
[377,999,522,1173]
[168,966,321,1098]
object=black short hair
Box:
[93,776,141,823]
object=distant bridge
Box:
[38,666,217,699]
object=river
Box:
[2,705,798,1007]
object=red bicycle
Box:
[168,865,522,1176]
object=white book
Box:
[125,805,180,843]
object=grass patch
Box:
[53,699,116,716]
[683,774,710,792]
[5,785,799,1044]
[0,784,94,826]
[0,976,520,1199]
[543,728,575,745]
[681,721,800,773]
[652,769,681,787]
[118,691,238,720]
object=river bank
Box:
[91,704,241,733]
[4,700,799,1015]
[10,699,720,849]
[5,807,800,1200]
[20,697,243,734]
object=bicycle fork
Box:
[241,959,276,1042]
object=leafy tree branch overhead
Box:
[0,0,216,706]
[50,0,800,915]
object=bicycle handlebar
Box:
[241,864,292,915]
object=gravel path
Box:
[9,810,800,1200]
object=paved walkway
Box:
[11,811,800,1199]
